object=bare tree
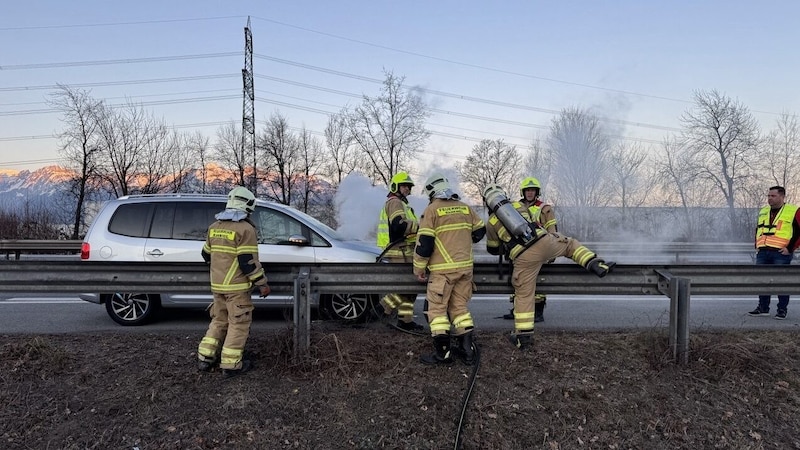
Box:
[136,120,175,195]
[761,112,800,197]
[654,136,718,239]
[457,139,521,199]
[323,111,362,185]
[608,142,650,211]
[93,101,169,197]
[522,135,553,190]
[259,112,299,205]
[545,107,611,239]
[346,70,431,185]
[681,89,760,235]
[295,127,325,213]
[161,131,199,193]
[48,85,103,239]
[213,122,248,188]
[187,131,211,193]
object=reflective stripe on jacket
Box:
[486,203,549,261]
[203,219,265,293]
[521,199,557,232]
[377,195,418,258]
[413,198,484,273]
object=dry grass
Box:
[1,326,799,449]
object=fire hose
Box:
[375,237,481,448]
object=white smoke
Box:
[333,167,470,241]
[333,173,386,241]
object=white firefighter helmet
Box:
[226,186,256,214]
[422,174,452,199]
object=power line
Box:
[251,16,692,105]
[255,57,682,133]
[0,74,239,92]
[0,16,245,32]
[0,52,240,70]
[0,94,241,116]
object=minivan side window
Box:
[149,203,175,239]
[172,202,221,240]
[108,203,153,238]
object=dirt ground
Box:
[2,320,800,450]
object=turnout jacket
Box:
[485,202,549,261]
[413,197,485,276]
[377,194,419,258]
[521,198,557,232]
[201,218,267,293]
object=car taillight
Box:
[80,242,90,260]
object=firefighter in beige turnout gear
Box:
[414,174,486,365]
[482,184,615,350]
[376,172,425,331]
[197,186,271,378]
[503,177,557,322]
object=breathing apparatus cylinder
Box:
[483,185,536,244]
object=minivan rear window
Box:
[108,203,152,238]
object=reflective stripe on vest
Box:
[756,204,799,249]
[377,200,418,257]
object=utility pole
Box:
[241,16,256,195]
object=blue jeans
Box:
[756,248,793,312]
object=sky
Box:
[2,0,799,179]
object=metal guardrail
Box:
[2,259,799,364]
[0,239,82,260]
[1,260,798,295]
[0,239,758,263]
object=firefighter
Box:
[503,177,558,322]
[482,184,614,350]
[375,171,425,331]
[197,186,271,378]
[414,174,486,365]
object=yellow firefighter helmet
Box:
[389,171,415,193]
[519,177,541,197]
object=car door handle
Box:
[147,249,164,257]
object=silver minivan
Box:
[79,194,382,325]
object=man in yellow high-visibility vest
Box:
[749,185,800,320]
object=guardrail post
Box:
[293,267,311,358]
[668,277,691,365]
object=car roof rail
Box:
[118,193,227,200]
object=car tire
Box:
[103,293,160,326]
[319,293,377,323]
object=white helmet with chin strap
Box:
[226,186,256,214]
[422,173,457,200]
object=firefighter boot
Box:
[453,332,476,366]
[503,294,515,320]
[534,301,545,323]
[587,258,616,278]
[420,335,453,365]
[197,360,216,372]
[508,333,533,351]
[222,360,253,379]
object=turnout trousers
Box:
[512,233,586,333]
[424,268,476,337]
[197,290,254,370]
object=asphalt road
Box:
[1,293,798,334]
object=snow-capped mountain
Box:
[0,165,337,226]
